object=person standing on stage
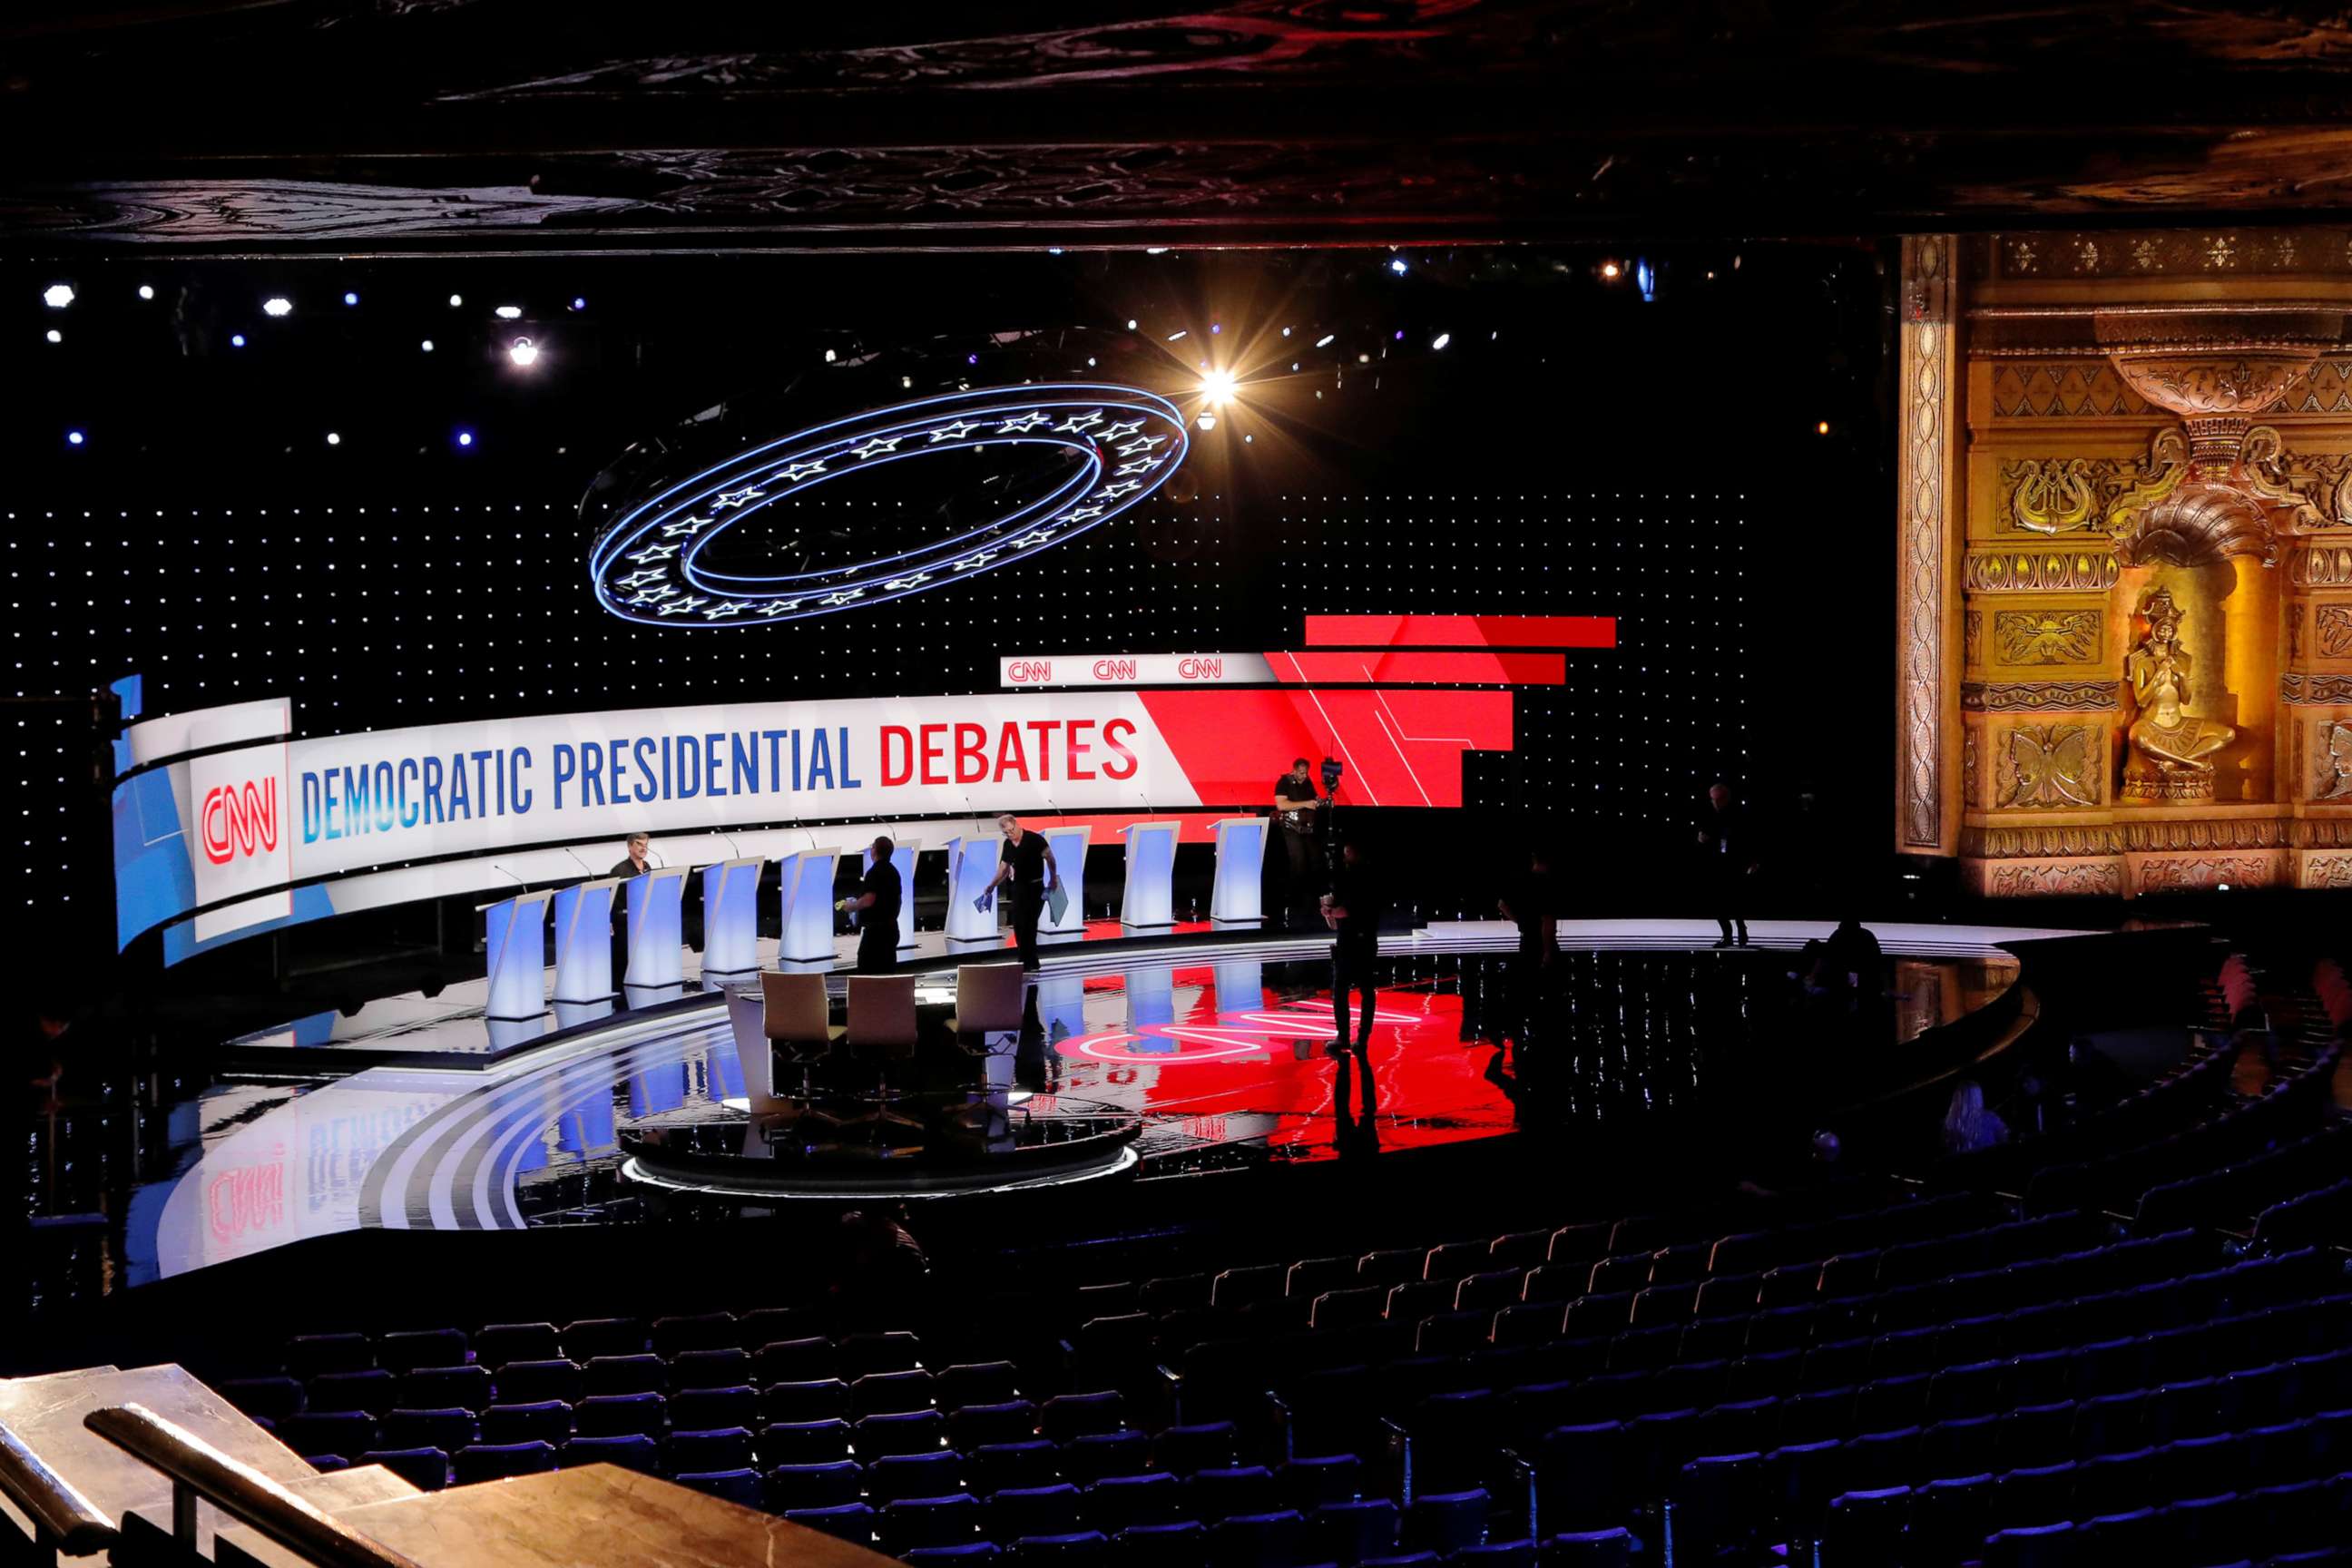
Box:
[1697,781,1760,947]
[1274,758,1321,929]
[609,831,654,881]
[1496,848,1560,1057]
[838,835,904,974]
[1321,838,1382,1058]
[982,812,1058,974]
[607,832,656,994]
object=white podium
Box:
[480,891,551,1021]
[864,838,920,950]
[552,878,622,1004]
[1041,825,1092,936]
[700,857,764,980]
[944,833,1003,946]
[775,848,840,965]
[1120,820,1181,930]
[622,867,689,992]
[1210,816,1269,927]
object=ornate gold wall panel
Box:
[1966,545,2120,592]
[1961,681,2117,711]
[1897,234,1964,855]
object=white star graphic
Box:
[627,542,681,564]
[770,460,828,483]
[755,600,800,616]
[1117,436,1167,456]
[925,420,982,443]
[950,552,999,573]
[702,601,748,619]
[820,589,865,606]
[1115,457,1164,476]
[654,596,708,616]
[848,436,904,459]
[1056,410,1104,433]
[1062,505,1107,523]
[625,587,678,606]
[882,573,935,591]
[1008,530,1057,549]
[710,485,766,511]
[660,514,715,537]
[997,411,1053,434]
[1099,418,1145,442]
[1099,481,1142,499]
[618,569,667,588]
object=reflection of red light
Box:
[1063,1004,1423,1064]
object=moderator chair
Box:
[947,962,1026,1050]
[844,974,922,1131]
[757,970,844,1117]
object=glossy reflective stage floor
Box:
[120,922,2033,1287]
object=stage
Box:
[124,918,2054,1286]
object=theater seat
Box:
[451,1440,556,1484]
[559,1434,661,1475]
[675,1468,762,1508]
[358,1446,448,1492]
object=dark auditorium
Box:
[9,8,2352,1568]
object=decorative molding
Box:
[1964,610,1983,670]
[1997,229,2352,280]
[2288,542,2352,587]
[1961,681,2117,711]
[2319,605,2352,658]
[2298,818,2352,849]
[1993,609,2102,666]
[1970,816,2350,858]
[1985,360,2150,417]
[2282,671,2352,704]
[2138,854,2280,893]
[1987,861,2124,897]
[2303,854,2352,889]
[1997,459,2120,536]
[1966,826,2123,858]
[2123,818,2293,853]
[1997,724,2100,808]
[1965,545,2120,592]
[1897,233,1957,853]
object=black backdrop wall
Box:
[3,243,1894,963]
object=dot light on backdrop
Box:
[588,383,1190,628]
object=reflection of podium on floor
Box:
[622,867,689,1004]
[1120,820,1181,930]
[775,848,840,965]
[481,891,552,1021]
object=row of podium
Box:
[478,816,1273,1022]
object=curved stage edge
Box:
[135,918,2076,1289]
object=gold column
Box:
[1897,235,1965,855]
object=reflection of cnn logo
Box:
[201,779,279,866]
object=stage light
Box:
[495,304,522,319]
[570,296,586,311]
[823,348,837,362]
[1126,318,1138,330]
[420,338,435,352]
[1147,246,1169,255]
[1316,333,1336,348]
[508,337,539,367]
[230,333,247,348]
[65,430,83,446]
[1196,411,1217,430]
[1200,368,1237,405]
[42,284,73,309]
[262,296,293,318]
[1210,323,1221,334]
[1817,420,1831,436]
[326,432,341,446]
[447,293,464,307]
[456,428,475,447]
[137,284,155,301]
[1388,258,1407,275]
[1601,260,1622,279]
[44,328,60,344]
[343,291,359,306]
[1167,329,1188,341]
[1281,326,1292,337]
[1431,332,1451,350]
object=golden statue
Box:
[2122,586,2235,800]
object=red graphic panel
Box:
[1303,614,1616,649]
[1268,651,1565,685]
[1140,688,1513,808]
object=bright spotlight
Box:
[1601,260,1622,279]
[570,297,586,311]
[1195,411,1217,431]
[495,304,522,319]
[1431,332,1451,350]
[1816,420,1831,436]
[508,337,539,367]
[1388,258,1407,275]
[420,338,435,353]
[137,285,155,301]
[1315,333,1336,348]
[65,429,84,446]
[1281,326,1292,337]
[1167,329,1188,341]
[230,333,247,348]
[343,291,360,306]
[44,328,61,344]
[447,293,464,308]
[42,284,74,309]
[262,296,293,318]
[1126,319,1138,330]
[1200,368,1237,405]
[456,428,475,448]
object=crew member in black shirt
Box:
[1274,758,1320,929]
[983,811,1058,973]
[1321,838,1382,1057]
[839,835,904,974]
[607,831,655,995]
[1696,781,1759,948]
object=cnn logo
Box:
[1006,660,1053,683]
[201,778,279,866]
[1092,659,1138,681]
[1177,657,1223,681]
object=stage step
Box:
[211,1464,893,1568]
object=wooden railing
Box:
[0,1416,113,1557]
[82,1403,424,1568]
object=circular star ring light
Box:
[590,383,1189,627]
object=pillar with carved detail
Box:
[1896,235,1966,859]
